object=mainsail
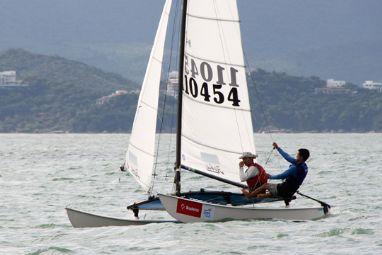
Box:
[125,0,172,192]
[180,0,256,184]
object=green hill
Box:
[0,49,138,132]
[0,49,381,133]
[250,70,382,132]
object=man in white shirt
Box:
[239,152,268,192]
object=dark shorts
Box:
[276,182,296,199]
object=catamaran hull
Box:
[65,208,176,228]
[158,194,329,223]
[66,191,285,228]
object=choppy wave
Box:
[0,133,381,254]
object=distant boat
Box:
[66,0,330,227]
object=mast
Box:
[174,0,188,196]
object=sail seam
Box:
[183,93,250,112]
[129,142,155,157]
[182,134,242,154]
[185,52,245,68]
[140,100,158,111]
[187,13,240,23]
[151,56,163,64]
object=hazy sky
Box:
[1,0,380,46]
[0,0,381,82]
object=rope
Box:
[264,147,275,165]
[240,20,278,164]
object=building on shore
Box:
[97,90,129,105]
[165,71,178,97]
[0,71,16,84]
[326,79,346,88]
[362,80,382,92]
[315,79,352,95]
[0,70,28,87]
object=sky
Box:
[0,0,381,83]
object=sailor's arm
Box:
[273,142,296,164]
[269,165,297,180]
[239,165,259,182]
[239,167,247,181]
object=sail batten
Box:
[128,143,155,157]
[151,56,163,64]
[187,13,240,22]
[125,0,172,192]
[185,52,245,68]
[182,93,251,111]
[182,134,245,155]
[140,100,158,111]
[180,0,256,185]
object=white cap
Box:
[239,152,258,159]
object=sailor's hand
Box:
[239,161,244,167]
[241,189,249,196]
[272,142,279,149]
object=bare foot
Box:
[256,193,272,198]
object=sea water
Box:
[0,133,381,254]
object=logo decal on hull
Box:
[201,205,215,220]
[176,199,202,218]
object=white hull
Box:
[158,194,329,223]
[66,208,176,228]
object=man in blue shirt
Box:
[242,142,310,200]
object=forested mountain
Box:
[251,70,382,132]
[0,49,138,132]
[0,49,381,133]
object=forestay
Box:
[125,0,172,192]
[180,0,255,184]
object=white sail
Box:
[125,0,172,192]
[180,0,255,184]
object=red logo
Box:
[176,199,202,218]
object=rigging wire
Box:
[165,0,181,179]
[151,0,181,194]
[167,0,183,194]
[242,53,279,164]
[240,31,279,164]
[165,49,179,177]
[243,55,276,139]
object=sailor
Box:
[241,143,310,201]
[238,152,268,191]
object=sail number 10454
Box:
[183,56,241,107]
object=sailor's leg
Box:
[243,183,269,198]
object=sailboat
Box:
[66,0,330,228]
